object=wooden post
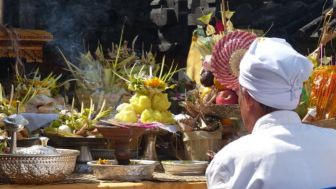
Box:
[0,0,3,25]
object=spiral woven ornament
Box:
[211,31,257,91]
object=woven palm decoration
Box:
[211,31,256,91]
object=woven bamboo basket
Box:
[183,129,222,161]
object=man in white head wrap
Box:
[206,38,336,189]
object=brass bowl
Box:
[0,149,79,184]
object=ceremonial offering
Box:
[112,57,178,125]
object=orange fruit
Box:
[214,78,226,90]
[221,118,233,126]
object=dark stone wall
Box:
[229,0,330,46]
[2,0,331,74]
[4,0,194,76]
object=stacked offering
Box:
[113,58,178,125]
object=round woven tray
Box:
[202,104,241,119]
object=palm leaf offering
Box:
[15,69,69,98]
[60,29,163,110]
[61,40,137,92]
[0,84,35,115]
[61,27,150,94]
[0,83,37,143]
[14,69,74,113]
[45,99,111,137]
[112,57,180,95]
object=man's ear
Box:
[241,87,255,109]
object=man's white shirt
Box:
[206,110,336,189]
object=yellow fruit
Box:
[152,93,171,111]
[161,111,176,124]
[140,109,156,123]
[116,103,134,112]
[115,110,138,123]
[153,110,163,122]
[129,93,151,114]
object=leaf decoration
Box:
[225,11,235,19]
[197,12,213,25]
[206,24,216,36]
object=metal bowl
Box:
[91,149,139,160]
[161,160,208,175]
[0,149,79,184]
[87,159,157,181]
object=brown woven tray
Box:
[202,104,241,119]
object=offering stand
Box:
[95,122,147,165]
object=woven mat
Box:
[52,173,205,184]
[153,172,206,182]
[0,173,205,185]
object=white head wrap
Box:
[239,37,313,110]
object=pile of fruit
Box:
[115,91,175,124]
[113,58,179,125]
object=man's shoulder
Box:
[216,134,260,157]
[216,131,282,159]
[225,133,265,148]
[303,123,336,134]
[219,123,336,156]
[301,123,336,142]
